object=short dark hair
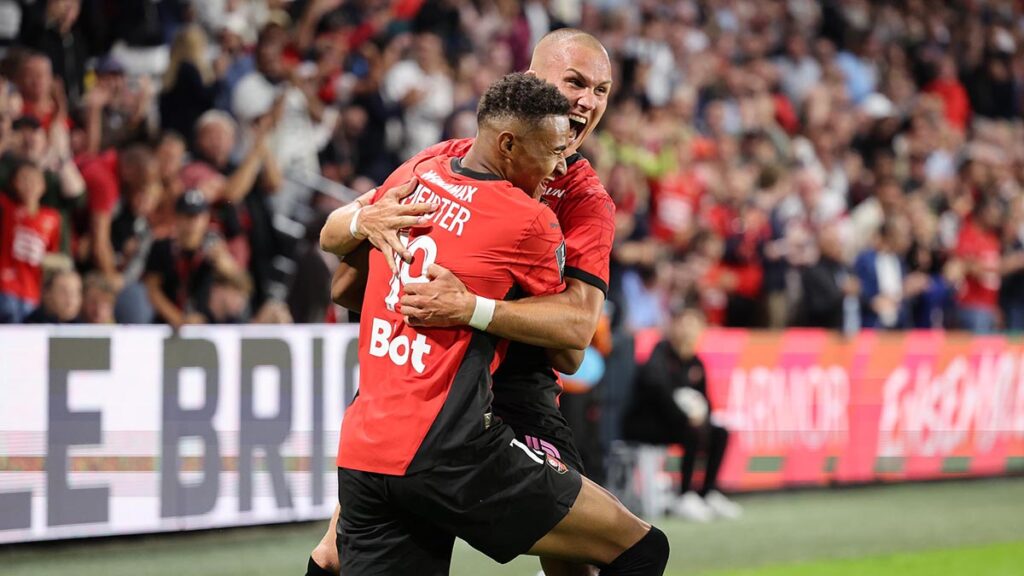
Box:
[477,72,570,127]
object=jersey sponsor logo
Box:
[420,169,478,202]
[542,187,566,199]
[368,317,432,374]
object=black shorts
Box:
[337,423,582,575]
[498,402,586,475]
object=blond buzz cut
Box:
[530,28,608,69]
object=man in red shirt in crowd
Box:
[0,161,62,322]
[954,195,1003,332]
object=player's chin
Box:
[532,182,549,199]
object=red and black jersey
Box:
[413,139,616,417]
[415,139,614,294]
[0,195,61,305]
[337,154,566,476]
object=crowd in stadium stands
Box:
[1,0,1024,335]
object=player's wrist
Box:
[468,296,495,331]
[350,207,367,240]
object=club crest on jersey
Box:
[545,454,568,475]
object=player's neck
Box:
[460,146,504,181]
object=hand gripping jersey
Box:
[336,154,566,475]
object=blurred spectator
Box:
[81,56,155,154]
[159,25,223,147]
[382,32,453,160]
[775,31,821,108]
[17,0,88,101]
[206,271,252,324]
[78,144,160,298]
[922,56,970,133]
[1,113,83,255]
[189,108,285,308]
[108,0,178,77]
[232,22,329,215]
[24,266,81,323]
[953,195,1003,333]
[795,224,860,330]
[211,14,256,112]
[81,271,116,324]
[855,215,927,329]
[152,130,187,235]
[0,161,62,323]
[207,270,293,324]
[621,307,741,522]
[142,189,246,328]
[14,52,62,130]
[0,1,22,53]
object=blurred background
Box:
[0,0,1023,575]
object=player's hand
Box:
[401,264,475,327]
[358,180,437,273]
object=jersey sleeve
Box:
[558,186,615,295]
[510,206,566,297]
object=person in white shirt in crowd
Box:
[382,32,453,161]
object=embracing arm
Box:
[319,190,376,257]
[489,279,604,350]
[319,180,436,272]
[330,243,371,311]
[402,271,605,351]
[546,347,586,375]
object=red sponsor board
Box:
[633,329,1024,491]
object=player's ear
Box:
[498,131,515,158]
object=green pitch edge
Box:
[1007,457,1024,472]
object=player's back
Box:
[492,154,614,413]
[337,154,567,476]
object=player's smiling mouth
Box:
[569,114,587,141]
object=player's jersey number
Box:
[385,235,438,312]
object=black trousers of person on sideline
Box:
[623,417,730,496]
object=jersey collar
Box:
[451,157,502,181]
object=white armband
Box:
[468,296,496,331]
[350,207,366,240]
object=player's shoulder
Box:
[420,138,474,160]
[547,155,610,205]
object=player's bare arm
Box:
[330,244,370,310]
[318,181,436,273]
[401,264,604,351]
